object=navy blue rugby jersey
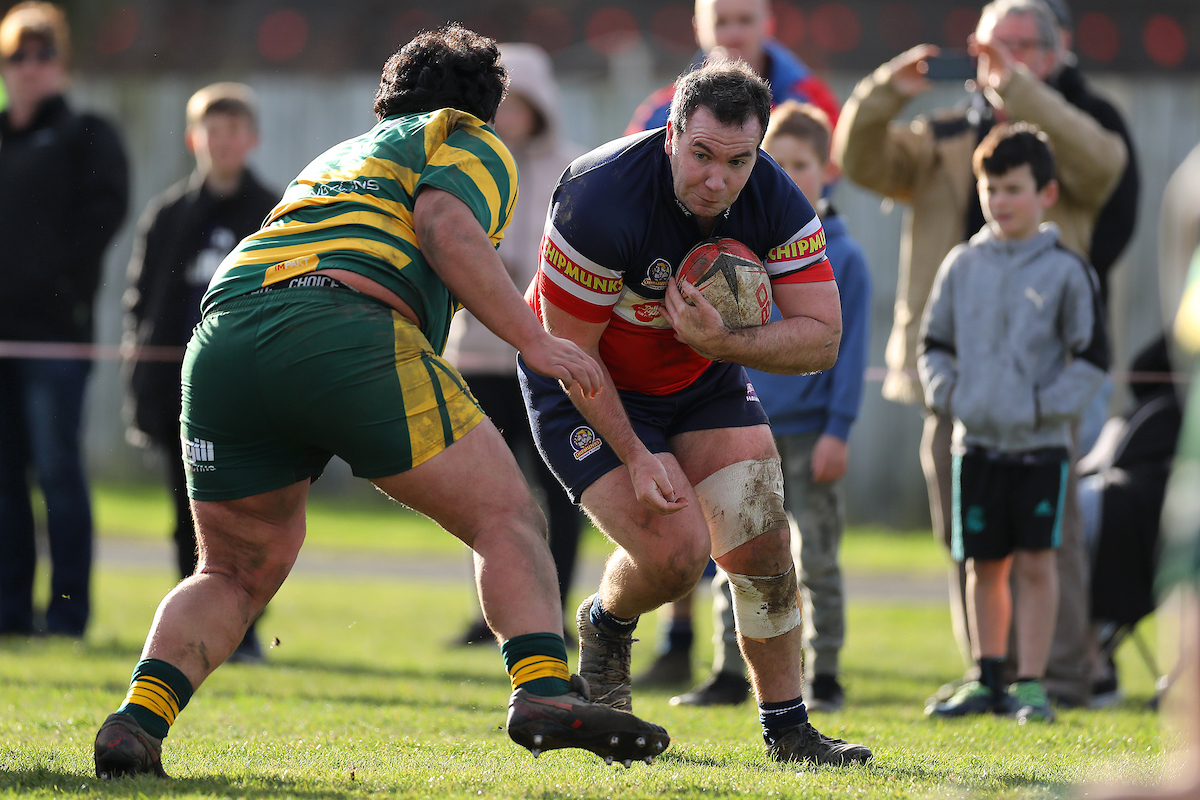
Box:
[526,128,833,395]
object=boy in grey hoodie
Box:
[918,123,1108,723]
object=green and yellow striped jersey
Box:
[203,108,518,354]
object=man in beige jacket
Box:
[833,0,1126,707]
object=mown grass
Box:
[91,480,948,574]
[0,481,1176,798]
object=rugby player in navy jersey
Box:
[521,58,871,766]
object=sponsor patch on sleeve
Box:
[766,217,828,279]
[537,229,623,323]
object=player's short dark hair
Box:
[973,122,1056,189]
[763,100,832,164]
[667,58,771,142]
[373,23,508,123]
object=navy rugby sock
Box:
[759,696,809,746]
[590,594,638,635]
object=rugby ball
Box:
[677,238,772,328]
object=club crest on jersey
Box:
[746,382,761,403]
[641,259,672,291]
[570,426,603,460]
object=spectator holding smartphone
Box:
[834,0,1126,709]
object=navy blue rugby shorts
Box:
[518,358,769,502]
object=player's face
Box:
[978,163,1057,241]
[763,133,828,206]
[189,112,259,182]
[666,105,761,221]
[693,0,769,69]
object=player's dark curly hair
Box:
[667,58,772,142]
[373,23,508,123]
[973,122,1056,189]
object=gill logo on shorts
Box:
[746,382,761,403]
[182,437,216,472]
[965,506,986,534]
[570,426,603,461]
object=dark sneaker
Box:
[633,649,692,688]
[807,674,845,712]
[670,671,750,706]
[1010,680,1056,723]
[577,595,634,712]
[767,722,872,766]
[925,680,1013,718]
[94,712,168,779]
[507,674,670,766]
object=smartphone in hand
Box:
[923,50,975,80]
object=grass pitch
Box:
[0,481,1175,798]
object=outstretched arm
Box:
[540,298,688,515]
[414,187,602,398]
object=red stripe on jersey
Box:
[536,270,613,324]
[600,315,711,395]
[771,258,834,284]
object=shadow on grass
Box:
[870,760,1074,797]
[261,655,510,688]
[0,767,357,798]
[2,656,511,718]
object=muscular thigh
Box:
[191,480,310,598]
[372,419,542,547]
[580,456,712,569]
[671,424,778,485]
[674,425,791,575]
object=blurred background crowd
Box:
[1,0,1188,528]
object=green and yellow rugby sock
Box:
[502,632,571,697]
[116,658,194,739]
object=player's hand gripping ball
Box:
[677,237,773,328]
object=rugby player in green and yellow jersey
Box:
[93,23,669,779]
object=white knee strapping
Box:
[694,458,787,559]
[726,565,802,640]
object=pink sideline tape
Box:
[0,341,1190,382]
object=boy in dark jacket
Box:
[919,123,1108,723]
[122,82,277,661]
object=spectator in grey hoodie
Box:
[919,123,1107,724]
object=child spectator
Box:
[122,82,277,662]
[672,100,872,711]
[919,123,1108,722]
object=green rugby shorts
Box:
[180,285,485,501]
